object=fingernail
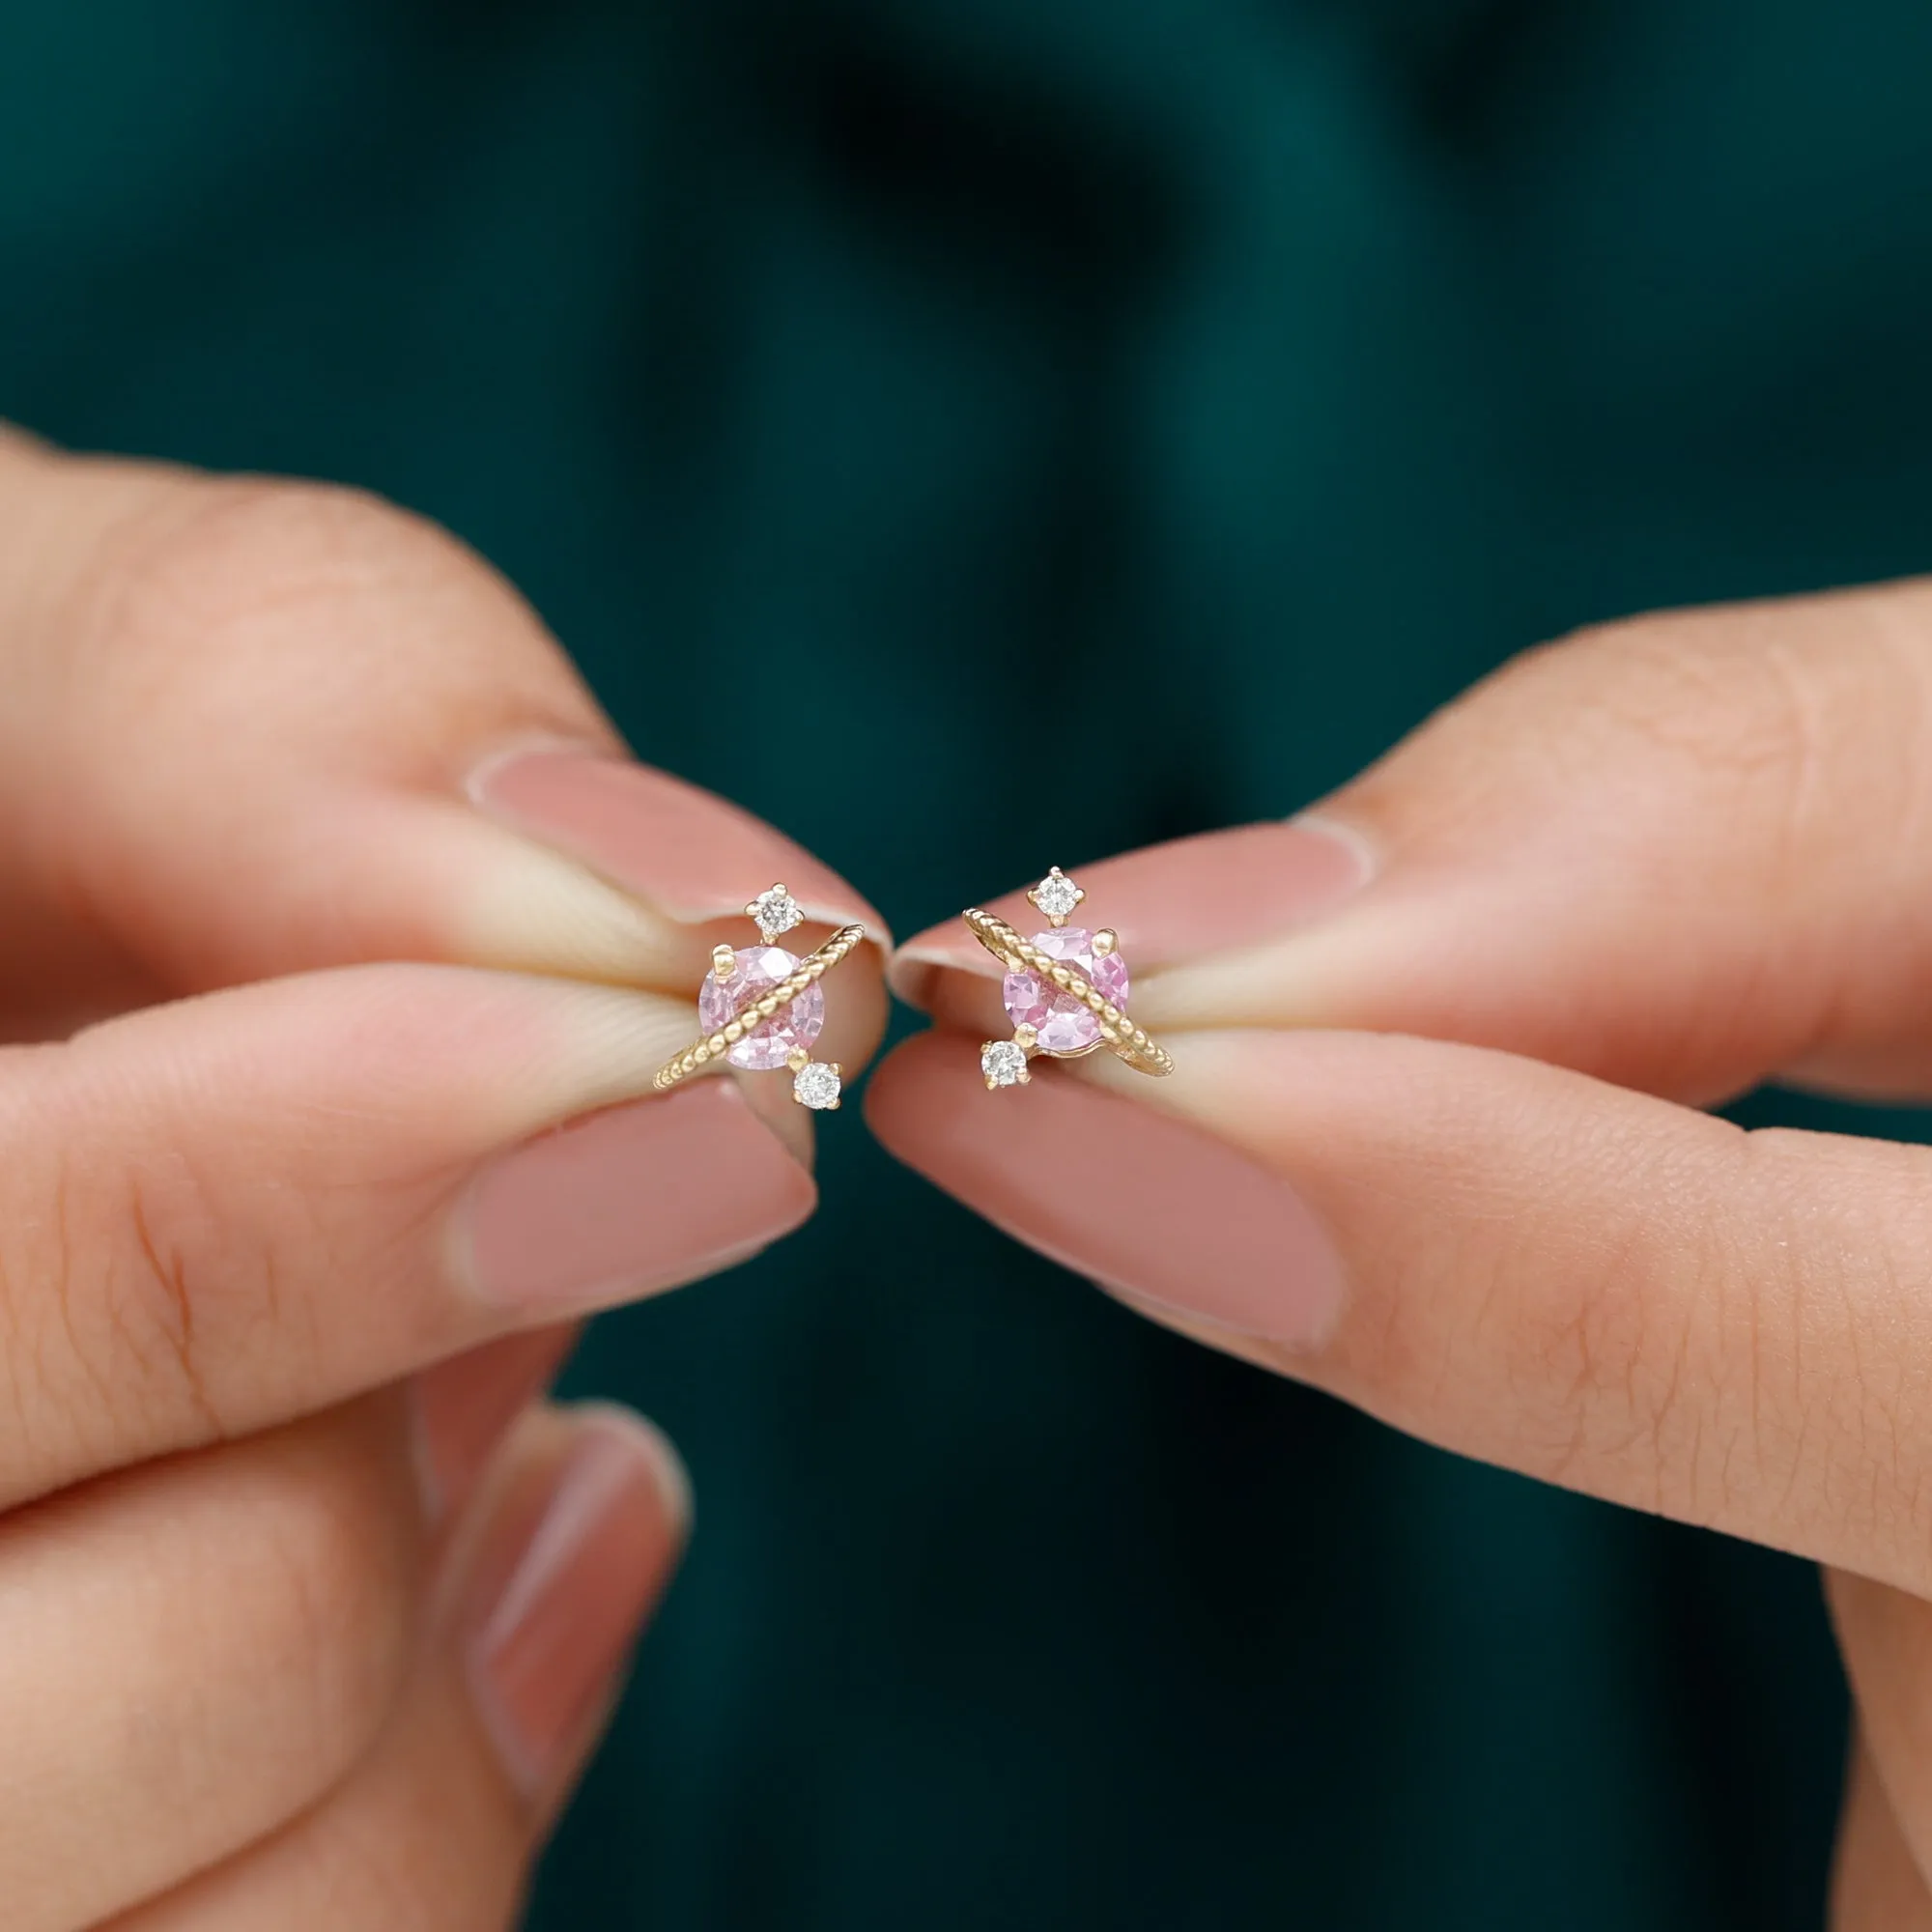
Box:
[888,817,1368,1010]
[458,1078,816,1313]
[472,745,887,945]
[462,1408,689,1801]
[410,1327,580,1526]
[865,1032,1346,1345]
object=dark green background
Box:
[11,1,1930,1922]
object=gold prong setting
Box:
[981,1038,1032,1089]
[792,1059,843,1111]
[981,1016,1044,1089]
[746,883,805,942]
[1026,866,1085,928]
[653,883,863,1107]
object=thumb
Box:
[894,581,1932,1106]
[0,436,886,1054]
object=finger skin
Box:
[0,436,885,1036]
[1833,1740,1932,1930]
[411,1325,581,1529]
[1832,1574,1932,1897]
[0,436,886,1354]
[897,582,1932,1105]
[0,1397,427,1932]
[0,963,813,1506]
[106,1405,686,1932]
[886,584,1932,1920]
[868,1025,1932,1596]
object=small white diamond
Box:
[792,1061,842,1110]
[1032,869,1082,920]
[749,884,805,942]
[981,1039,1029,1088]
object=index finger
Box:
[894,582,1932,1106]
[869,1023,1932,1599]
[0,961,815,1509]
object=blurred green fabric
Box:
[17,0,1932,1922]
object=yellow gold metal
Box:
[786,1047,810,1072]
[964,908,1173,1077]
[1092,927,1118,958]
[653,923,867,1094]
[1012,1022,1038,1053]
[712,942,737,979]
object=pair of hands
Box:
[4,430,1925,1926]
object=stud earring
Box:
[653,883,866,1111]
[963,866,1173,1090]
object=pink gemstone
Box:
[1002,927,1130,1056]
[697,945,825,1070]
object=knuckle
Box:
[323,1782,525,1927]
[1560,609,1830,784]
[1340,585,1932,931]
[101,1424,426,1832]
[1743,1128,1932,1564]
[1504,1253,1724,1518]
[82,476,461,667]
[1492,1225,1682,1497]
[43,1129,237,1467]
[0,1055,325,1497]
[239,1432,420,1781]
[62,474,556,745]
[1555,594,1932,818]
[110,1154,225,1441]
[1461,1122,1758,1523]
[0,1057,177,1491]
[93,1138,343,1460]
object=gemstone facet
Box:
[792,1060,842,1110]
[747,885,805,942]
[981,1039,1030,1087]
[1002,926,1129,1055]
[698,945,824,1069]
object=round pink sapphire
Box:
[1002,927,1130,1055]
[697,945,825,1070]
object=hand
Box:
[0,429,885,1929]
[870,581,1932,1925]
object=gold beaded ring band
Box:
[653,882,867,1112]
[964,867,1174,1090]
